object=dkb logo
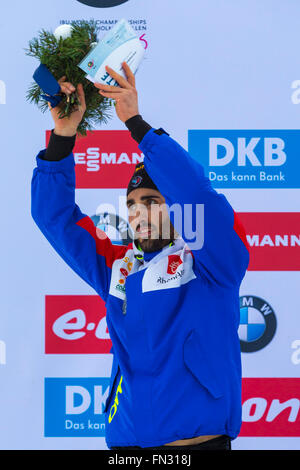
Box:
[76,0,129,7]
[44,377,109,436]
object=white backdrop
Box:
[0,0,299,450]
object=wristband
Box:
[42,129,76,161]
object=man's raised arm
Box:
[31,78,127,301]
[96,64,249,288]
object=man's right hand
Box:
[49,76,86,137]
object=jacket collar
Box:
[132,237,185,266]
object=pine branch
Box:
[25,20,113,135]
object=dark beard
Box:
[137,223,176,252]
[138,236,175,253]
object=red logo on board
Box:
[241,378,300,436]
[46,130,143,188]
[45,295,111,354]
[238,212,300,271]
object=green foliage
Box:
[25,19,113,135]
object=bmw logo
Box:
[91,212,133,245]
[238,295,277,353]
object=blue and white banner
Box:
[188,130,300,188]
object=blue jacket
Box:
[31,127,249,448]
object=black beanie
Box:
[127,162,159,197]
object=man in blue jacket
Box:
[31,62,249,450]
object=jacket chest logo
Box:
[142,250,196,293]
[111,255,134,298]
[167,255,183,275]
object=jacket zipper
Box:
[104,365,121,413]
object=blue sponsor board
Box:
[188,130,300,188]
[44,377,110,437]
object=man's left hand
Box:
[94,62,140,123]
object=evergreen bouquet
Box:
[25,20,113,136]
